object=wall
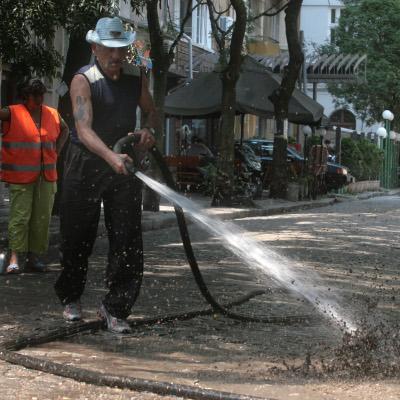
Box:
[301,0,342,50]
[300,1,379,134]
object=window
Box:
[179,1,212,48]
[331,9,336,24]
[261,145,274,158]
[270,13,280,42]
[329,8,340,44]
[180,0,192,36]
[329,109,356,130]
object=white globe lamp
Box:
[382,110,394,121]
[376,127,387,138]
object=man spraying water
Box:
[54,17,157,333]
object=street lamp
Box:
[376,127,387,187]
[302,125,312,175]
[319,128,327,168]
[389,130,398,187]
[382,110,395,188]
[302,125,312,136]
[377,126,387,156]
[376,126,387,141]
[382,110,394,121]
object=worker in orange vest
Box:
[0,79,69,274]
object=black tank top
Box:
[72,60,141,148]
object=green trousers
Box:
[8,177,57,254]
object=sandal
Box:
[26,253,48,273]
[6,263,21,274]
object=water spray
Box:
[115,134,355,330]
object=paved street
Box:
[0,194,400,399]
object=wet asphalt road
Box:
[1,195,400,400]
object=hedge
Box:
[341,138,384,181]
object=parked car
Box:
[244,139,349,191]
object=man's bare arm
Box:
[70,74,131,174]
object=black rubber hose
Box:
[0,349,269,400]
[148,144,312,325]
[2,290,268,352]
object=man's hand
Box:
[107,152,133,175]
[128,129,156,151]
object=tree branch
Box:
[167,0,198,60]
[269,0,304,122]
[249,1,289,22]
[229,0,247,74]
[206,0,225,52]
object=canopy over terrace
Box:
[164,55,324,125]
[253,53,367,83]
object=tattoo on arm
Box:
[74,96,87,122]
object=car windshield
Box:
[247,140,303,159]
[247,141,273,157]
[246,139,347,168]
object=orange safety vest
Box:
[1,104,60,184]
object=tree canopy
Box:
[326,0,400,129]
[0,0,145,79]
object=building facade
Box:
[300,0,376,134]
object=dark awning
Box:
[164,55,324,125]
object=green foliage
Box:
[308,135,322,146]
[1,0,61,78]
[319,0,400,130]
[0,0,145,79]
[341,138,384,180]
[356,138,384,180]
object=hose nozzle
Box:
[113,134,143,174]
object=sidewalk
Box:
[0,186,397,249]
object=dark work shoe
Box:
[26,253,48,272]
[98,304,132,334]
[63,301,82,322]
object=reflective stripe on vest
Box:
[1,104,60,184]
[1,163,56,171]
[2,142,56,149]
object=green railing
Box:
[380,119,399,189]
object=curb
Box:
[49,198,336,246]
[140,198,336,231]
[0,191,398,249]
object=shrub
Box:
[341,138,383,181]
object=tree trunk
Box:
[57,37,92,125]
[141,66,167,212]
[143,0,172,212]
[213,0,247,205]
[147,0,170,148]
[53,36,92,215]
[269,0,304,199]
